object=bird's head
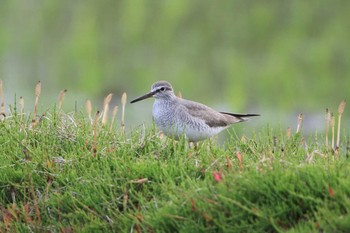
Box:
[130,81,175,103]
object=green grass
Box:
[0,107,350,233]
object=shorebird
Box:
[130,81,259,142]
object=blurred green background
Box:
[1,0,349,131]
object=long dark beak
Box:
[130,90,156,103]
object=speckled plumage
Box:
[131,81,259,142]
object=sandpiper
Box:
[130,81,259,142]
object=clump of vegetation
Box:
[0,80,349,232]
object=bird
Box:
[130,81,259,142]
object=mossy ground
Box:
[0,106,349,233]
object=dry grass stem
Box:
[236,151,243,173]
[121,92,127,132]
[296,113,303,133]
[286,127,291,139]
[123,187,128,213]
[19,96,24,119]
[32,81,41,126]
[104,93,113,106]
[85,99,92,123]
[93,111,100,157]
[331,112,335,150]
[177,91,182,99]
[35,81,41,97]
[273,136,277,152]
[102,104,109,125]
[102,93,113,125]
[109,106,118,132]
[336,100,346,149]
[159,131,164,140]
[130,178,148,184]
[338,99,346,115]
[325,108,331,148]
[58,89,67,111]
[301,137,310,159]
[0,79,4,116]
[334,147,339,160]
[29,175,42,224]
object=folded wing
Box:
[179,99,259,128]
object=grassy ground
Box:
[0,103,350,233]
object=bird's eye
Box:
[160,87,166,92]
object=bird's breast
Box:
[152,101,174,128]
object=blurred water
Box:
[2,80,348,142]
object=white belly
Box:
[157,121,227,142]
[152,100,227,142]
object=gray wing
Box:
[179,99,244,128]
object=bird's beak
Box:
[130,90,156,103]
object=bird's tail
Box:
[220,112,260,122]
